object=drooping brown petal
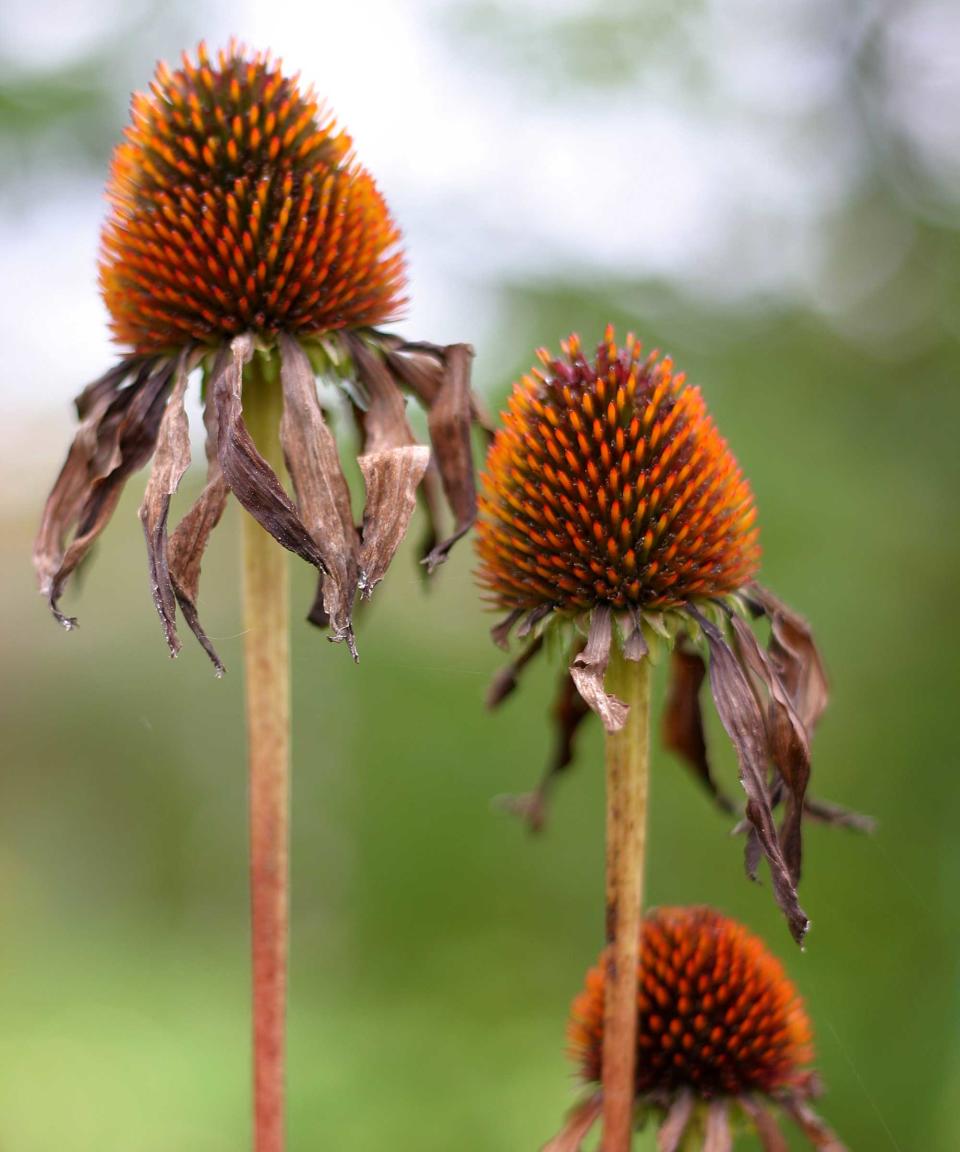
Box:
[662,648,737,814]
[620,606,649,662]
[423,343,477,572]
[168,369,230,675]
[497,659,591,833]
[804,796,876,832]
[42,358,176,628]
[570,605,628,733]
[34,360,135,619]
[751,584,829,737]
[357,446,431,596]
[486,635,544,708]
[347,333,418,455]
[415,461,447,569]
[739,1098,790,1152]
[780,1097,848,1151]
[139,349,192,658]
[517,602,557,641]
[491,607,525,650]
[277,332,360,654]
[215,332,329,575]
[688,606,808,945]
[657,1090,695,1152]
[539,1093,603,1152]
[731,614,811,884]
[704,1100,733,1152]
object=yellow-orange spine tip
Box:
[475,329,760,613]
[569,907,814,1098]
[100,40,407,353]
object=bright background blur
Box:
[1,1,959,1149]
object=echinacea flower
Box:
[477,328,868,944]
[546,906,846,1151]
[35,40,482,671]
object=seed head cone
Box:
[569,907,814,1098]
[100,41,406,353]
[476,329,760,614]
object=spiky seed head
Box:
[475,328,760,614]
[100,41,406,353]
[569,906,814,1098]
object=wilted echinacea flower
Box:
[547,906,845,1151]
[477,330,868,944]
[34,41,482,670]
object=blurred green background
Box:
[1,1,958,1149]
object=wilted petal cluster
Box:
[35,42,482,670]
[481,329,869,944]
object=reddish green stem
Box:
[241,369,290,1152]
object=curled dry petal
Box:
[215,334,329,576]
[739,1098,790,1152]
[688,606,809,944]
[357,446,431,595]
[657,1089,695,1152]
[804,796,876,833]
[780,1097,848,1151]
[704,1100,734,1152]
[517,602,556,640]
[486,634,544,709]
[496,659,590,833]
[167,377,230,675]
[570,605,628,733]
[491,608,525,650]
[620,606,649,662]
[277,333,360,653]
[36,357,174,628]
[539,1093,603,1152]
[731,614,811,884]
[752,584,829,737]
[662,648,737,814]
[423,343,477,572]
[139,349,192,658]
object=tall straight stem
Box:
[241,366,290,1152]
[601,648,651,1152]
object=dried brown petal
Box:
[486,635,544,709]
[570,606,628,733]
[39,358,175,628]
[781,1097,848,1151]
[423,343,477,572]
[357,446,431,595]
[662,648,736,815]
[139,350,192,658]
[497,658,591,833]
[539,1093,602,1152]
[277,332,360,653]
[704,1100,733,1152]
[804,797,876,833]
[657,1089,695,1152]
[348,333,418,454]
[731,614,811,884]
[34,360,134,617]
[740,1099,790,1152]
[168,378,230,674]
[414,462,447,570]
[752,584,829,737]
[620,606,649,662]
[688,606,808,945]
[517,602,557,640]
[491,608,525,650]
[215,333,328,575]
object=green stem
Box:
[241,359,290,1152]
[601,646,651,1152]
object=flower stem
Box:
[241,361,290,1152]
[601,645,651,1152]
